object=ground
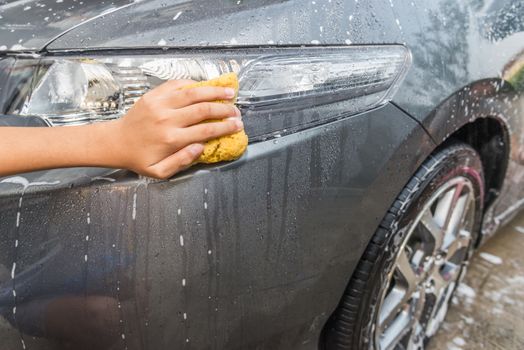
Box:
[428,212,524,350]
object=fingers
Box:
[174,102,241,126]
[178,118,244,145]
[161,86,236,109]
[146,143,204,179]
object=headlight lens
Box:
[2,46,411,140]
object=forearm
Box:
[0,121,122,176]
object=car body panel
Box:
[0,0,139,51]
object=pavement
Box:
[428,212,524,350]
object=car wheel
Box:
[323,142,484,350]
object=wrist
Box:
[86,119,128,169]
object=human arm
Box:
[0,80,243,179]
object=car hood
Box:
[1,0,358,52]
[0,0,144,52]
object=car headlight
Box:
[1,46,411,141]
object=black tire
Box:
[323,142,485,350]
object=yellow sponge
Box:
[180,73,248,164]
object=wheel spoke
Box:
[443,193,468,247]
[420,210,444,252]
[445,229,471,260]
[380,310,412,350]
[433,188,455,228]
[396,249,419,295]
[458,193,473,228]
[379,286,406,329]
[445,181,465,227]
[430,268,446,295]
[411,288,426,324]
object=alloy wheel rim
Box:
[375,176,476,350]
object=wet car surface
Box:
[0,0,523,349]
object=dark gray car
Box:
[0,0,523,349]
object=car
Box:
[0,0,522,349]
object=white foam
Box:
[514,226,524,234]
[453,337,466,346]
[456,283,476,299]
[173,11,183,21]
[479,252,503,265]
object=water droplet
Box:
[132,192,137,220]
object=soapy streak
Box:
[0,176,60,189]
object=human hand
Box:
[109,80,243,179]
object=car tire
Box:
[323,142,485,350]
